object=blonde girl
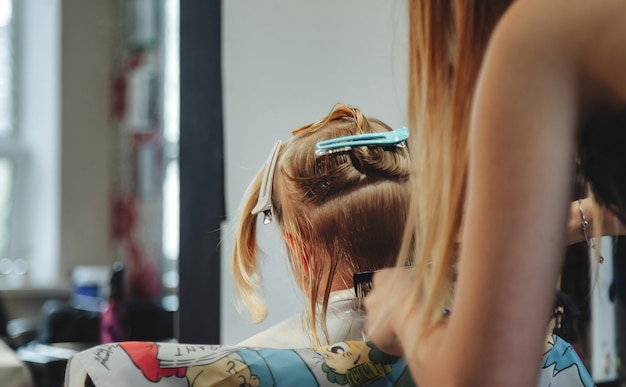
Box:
[232,104,411,347]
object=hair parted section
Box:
[232,103,411,346]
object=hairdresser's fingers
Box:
[367,267,412,302]
[363,268,406,316]
[367,329,404,357]
[365,317,404,357]
[362,269,395,314]
[363,269,406,356]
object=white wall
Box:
[59,0,117,285]
[16,0,116,289]
[221,0,409,345]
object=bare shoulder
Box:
[490,0,626,107]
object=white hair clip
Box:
[251,141,282,225]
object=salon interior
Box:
[0,1,625,386]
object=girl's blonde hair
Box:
[401,0,514,351]
[232,104,411,346]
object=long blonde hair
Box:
[401,0,514,349]
[232,104,411,346]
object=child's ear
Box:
[282,232,310,275]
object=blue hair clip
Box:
[315,126,409,156]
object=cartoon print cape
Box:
[64,335,594,387]
[539,334,595,387]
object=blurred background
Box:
[2,1,624,387]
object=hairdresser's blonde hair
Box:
[400,0,514,352]
[233,104,411,346]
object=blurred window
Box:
[0,0,13,137]
[0,0,16,267]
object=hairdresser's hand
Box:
[363,268,415,357]
[365,268,450,386]
[567,198,626,245]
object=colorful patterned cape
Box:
[64,335,594,386]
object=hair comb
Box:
[353,271,375,299]
[353,266,414,299]
[315,126,409,157]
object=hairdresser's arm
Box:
[416,1,626,385]
[445,14,577,383]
